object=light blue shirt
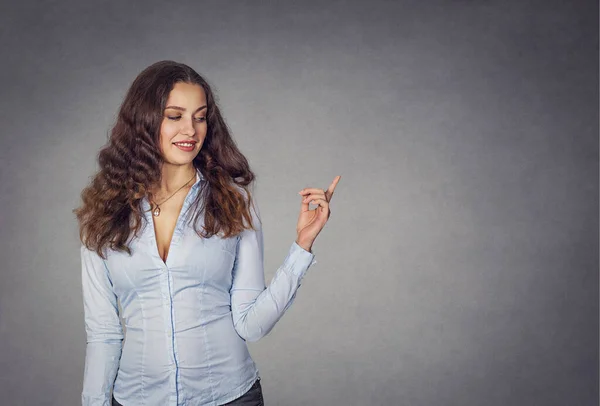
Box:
[81,168,317,405]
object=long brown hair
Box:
[73,60,258,259]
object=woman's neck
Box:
[151,164,196,197]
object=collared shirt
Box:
[81,168,317,405]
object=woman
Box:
[73,60,340,406]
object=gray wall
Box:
[0,1,597,405]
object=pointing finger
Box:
[326,176,341,200]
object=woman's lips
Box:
[173,142,196,152]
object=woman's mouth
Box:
[173,142,196,152]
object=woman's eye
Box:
[166,116,205,122]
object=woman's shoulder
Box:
[231,179,261,226]
[231,179,256,201]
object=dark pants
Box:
[112,377,264,406]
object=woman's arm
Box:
[230,194,317,342]
[80,245,124,406]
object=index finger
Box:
[326,176,341,200]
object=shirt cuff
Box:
[283,241,317,278]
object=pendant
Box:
[153,206,161,217]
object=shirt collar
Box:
[191,167,204,190]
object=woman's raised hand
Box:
[295,175,341,252]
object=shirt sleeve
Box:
[230,194,318,342]
[80,244,124,406]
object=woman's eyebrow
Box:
[165,105,207,113]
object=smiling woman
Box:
[161,87,207,157]
[72,60,330,406]
[74,61,261,256]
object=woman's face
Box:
[159,82,208,164]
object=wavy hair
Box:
[73,60,258,259]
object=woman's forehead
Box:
[166,82,206,106]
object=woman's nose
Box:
[180,118,195,135]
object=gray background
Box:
[0,1,597,405]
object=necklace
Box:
[150,173,196,217]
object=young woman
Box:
[73,60,340,406]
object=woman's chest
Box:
[104,225,239,299]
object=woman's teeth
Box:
[174,143,194,147]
